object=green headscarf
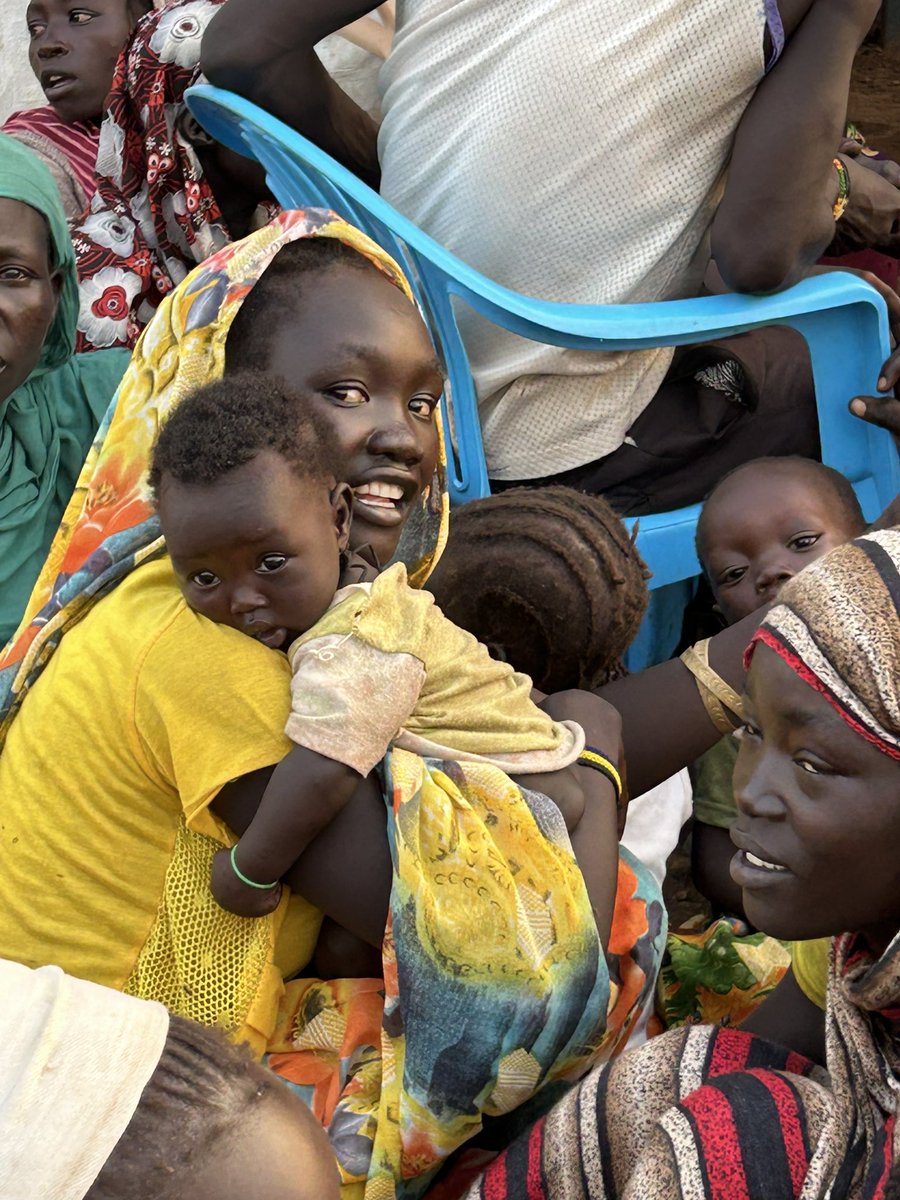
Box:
[0,134,129,647]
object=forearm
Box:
[598,605,767,797]
[201,0,381,184]
[213,764,392,944]
[235,747,362,883]
[712,0,879,293]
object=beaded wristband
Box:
[577,747,623,803]
[230,845,279,890]
[832,157,850,221]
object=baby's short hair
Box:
[696,456,866,568]
[86,1016,267,1199]
[427,486,649,692]
[148,374,335,503]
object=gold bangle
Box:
[832,157,850,221]
[679,638,744,736]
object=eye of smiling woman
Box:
[324,382,440,418]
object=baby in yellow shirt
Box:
[151,375,619,919]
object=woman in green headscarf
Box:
[0,133,129,646]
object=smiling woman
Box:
[0,210,663,1198]
[464,528,900,1200]
[0,133,128,645]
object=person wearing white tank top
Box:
[204,0,897,511]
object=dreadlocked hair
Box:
[148,373,336,504]
[426,486,649,692]
[225,236,385,374]
[86,1016,268,1200]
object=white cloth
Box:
[621,768,693,891]
[0,959,169,1200]
[619,768,693,1050]
[379,0,767,479]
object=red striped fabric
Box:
[2,106,98,201]
[681,1085,751,1200]
[746,1070,809,1195]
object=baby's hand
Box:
[211,847,283,917]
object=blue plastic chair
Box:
[187,83,899,596]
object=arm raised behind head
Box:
[200,0,381,186]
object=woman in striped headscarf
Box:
[460,529,900,1200]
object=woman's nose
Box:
[734,750,787,820]
[36,24,68,55]
[366,420,423,465]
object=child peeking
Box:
[150,375,620,920]
[691,455,867,919]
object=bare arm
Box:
[536,690,624,946]
[692,822,747,919]
[212,762,392,944]
[596,605,767,799]
[712,0,880,293]
[201,0,381,185]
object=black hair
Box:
[695,455,867,569]
[225,237,384,375]
[86,1017,269,1200]
[127,0,155,23]
[148,373,336,504]
[426,486,649,692]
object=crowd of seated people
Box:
[1,2,900,1198]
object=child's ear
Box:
[330,482,354,551]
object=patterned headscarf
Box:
[0,208,448,740]
[750,529,900,760]
[71,0,277,352]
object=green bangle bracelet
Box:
[229,845,279,890]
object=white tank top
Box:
[379,0,767,478]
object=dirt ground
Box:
[661,37,900,930]
[849,40,900,160]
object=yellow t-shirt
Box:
[792,937,830,1011]
[0,557,321,1051]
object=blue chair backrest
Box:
[186,84,900,591]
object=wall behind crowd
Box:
[1,8,43,122]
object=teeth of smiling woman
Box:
[746,851,787,873]
[354,481,404,507]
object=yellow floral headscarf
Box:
[0,209,448,738]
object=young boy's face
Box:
[159,450,352,649]
[26,0,138,124]
[699,464,863,624]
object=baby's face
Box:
[700,467,862,624]
[159,450,351,649]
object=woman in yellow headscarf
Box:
[0,209,663,1199]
